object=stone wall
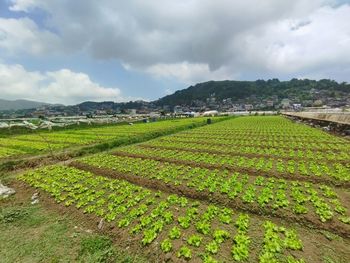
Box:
[283,112,350,125]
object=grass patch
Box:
[0,206,29,223]
[0,203,145,263]
[0,204,76,262]
[78,235,145,263]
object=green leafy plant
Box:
[235,214,249,232]
[213,229,230,244]
[169,226,181,239]
[231,233,250,261]
[178,216,191,229]
[177,246,192,260]
[187,235,202,247]
[339,216,350,224]
[163,211,174,224]
[160,239,172,253]
[206,241,219,254]
[196,220,211,235]
[141,229,157,246]
[118,218,130,228]
[283,229,303,250]
[202,254,218,263]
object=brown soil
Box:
[111,151,350,189]
[0,151,73,172]
[70,161,350,239]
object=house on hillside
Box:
[174,105,183,114]
[280,99,291,109]
[244,104,254,111]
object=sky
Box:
[0,0,349,105]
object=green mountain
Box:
[154,79,350,107]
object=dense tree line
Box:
[155,79,350,107]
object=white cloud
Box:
[3,0,350,84]
[0,63,123,104]
[0,17,60,56]
[146,62,232,84]
[9,0,47,12]
[237,5,350,74]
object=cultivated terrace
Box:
[2,116,350,262]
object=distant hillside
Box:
[154,79,350,107]
[0,99,49,111]
[2,78,349,115]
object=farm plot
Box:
[18,164,350,262]
[141,140,350,162]
[166,116,350,153]
[74,153,350,237]
[0,117,212,160]
[163,136,350,152]
[146,116,350,160]
[111,146,350,183]
[107,117,350,185]
[16,116,350,262]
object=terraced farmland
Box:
[0,118,212,161]
[14,116,350,262]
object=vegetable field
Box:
[16,116,350,262]
[0,118,212,160]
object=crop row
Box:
[165,135,350,152]
[77,153,350,227]
[113,146,350,182]
[176,132,341,143]
[0,138,69,152]
[0,146,27,158]
[142,140,350,162]
[19,165,306,262]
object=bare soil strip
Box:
[70,161,350,239]
[139,144,350,165]
[111,151,350,188]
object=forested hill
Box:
[154,79,350,106]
